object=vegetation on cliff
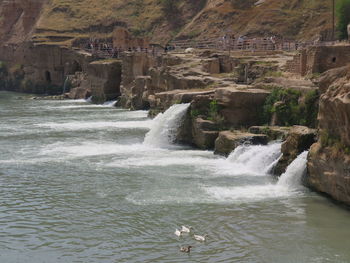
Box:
[336,0,350,39]
[261,88,319,128]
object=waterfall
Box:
[62,76,69,94]
[143,103,190,148]
[225,143,282,175]
[277,151,308,189]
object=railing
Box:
[76,38,346,59]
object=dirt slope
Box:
[0,0,333,45]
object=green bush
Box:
[336,0,350,39]
[261,87,319,127]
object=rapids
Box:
[1,91,350,263]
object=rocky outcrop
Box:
[191,118,219,149]
[153,89,215,112]
[214,130,268,156]
[0,43,94,95]
[307,65,350,205]
[87,59,122,103]
[275,125,317,175]
[248,126,291,141]
[119,52,156,108]
[214,86,270,127]
[308,143,350,205]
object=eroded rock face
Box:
[192,118,219,150]
[275,125,316,175]
[248,126,291,141]
[214,130,268,156]
[308,143,350,204]
[307,65,350,205]
[214,86,270,127]
[0,44,94,95]
[154,89,215,112]
[88,60,122,103]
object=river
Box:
[0,91,350,263]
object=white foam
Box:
[107,154,220,169]
[277,151,308,189]
[40,142,152,157]
[143,103,190,147]
[103,100,118,107]
[35,120,152,131]
[217,143,282,176]
[204,184,293,202]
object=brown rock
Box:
[248,126,291,141]
[68,87,91,100]
[214,130,268,156]
[214,86,270,127]
[307,65,350,205]
[275,125,316,175]
[202,58,220,74]
[307,143,350,205]
[87,59,122,103]
[154,89,215,112]
[192,118,219,150]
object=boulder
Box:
[192,118,219,150]
[275,125,317,175]
[68,87,91,99]
[214,86,270,127]
[214,130,268,156]
[307,143,350,205]
[154,89,215,111]
[248,126,291,141]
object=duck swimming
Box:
[181,225,193,233]
[193,234,207,242]
[174,229,183,237]
[180,246,192,253]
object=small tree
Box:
[336,0,350,39]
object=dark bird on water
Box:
[180,246,192,253]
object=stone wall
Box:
[285,45,350,76]
[0,42,122,100]
[286,45,350,76]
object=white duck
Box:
[174,229,183,237]
[193,234,207,242]
[181,225,193,233]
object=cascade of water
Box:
[143,103,190,148]
[225,143,282,175]
[277,151,309,189]
[103,100,118,107]
[62,76,69,94]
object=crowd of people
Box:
[84,40,159,58]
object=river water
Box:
[1,91,350,263]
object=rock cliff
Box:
[307,65,350,205]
